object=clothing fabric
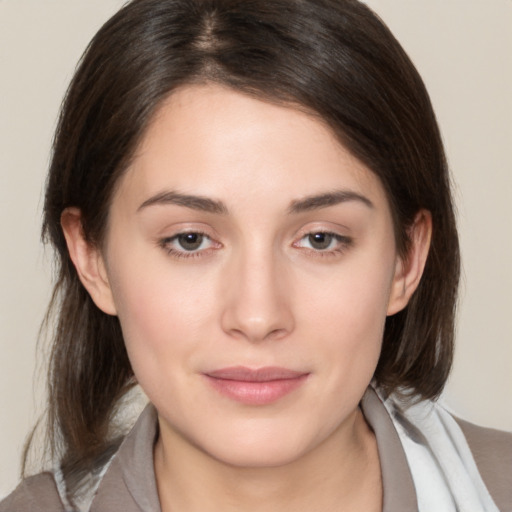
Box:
[1,387,511,512]
[374,387,499,511]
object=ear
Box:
[61,207,117,315]
[387,210,432,316]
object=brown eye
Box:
[160,231,218,259]
[177,233,204,251]
[308,233,334,250]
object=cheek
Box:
[298,253,394,373]
[106,253,218,377]
[302,255,394,333]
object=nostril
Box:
[265,328,289,341]
[221,310,295,343]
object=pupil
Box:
[309,232,332,250]
[178,233,203,251]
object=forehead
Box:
[116,84,389,213]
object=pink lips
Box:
[204,366,309,405]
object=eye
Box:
[160,231,218,258]
[305,232,336,250]
[176,232,207,251]
[294,231,352,254]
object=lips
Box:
[204,366,309,405]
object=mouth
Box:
[204,366,310,405]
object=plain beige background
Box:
[1,0,511,497]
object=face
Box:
[77,85,416,468]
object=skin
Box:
[62,84,431,512]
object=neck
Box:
[154,408,382,512]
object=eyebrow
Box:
[287,190,374,214]
[138,188,373,215]
[138,191,228,214]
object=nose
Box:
[220,246,295,343]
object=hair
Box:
[36,0,459,495]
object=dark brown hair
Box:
[38,0,459,491]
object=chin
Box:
[192,418,324,469]
[209,439,308,469]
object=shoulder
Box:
[455,416,512,510]
[0,472,65,512]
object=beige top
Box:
[1,387,511,511]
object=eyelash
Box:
[159,231,353,260]
[159,231,218,259]
[292,232,353,257]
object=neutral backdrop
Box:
[1,0,511,497]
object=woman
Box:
[1,0,510,511]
